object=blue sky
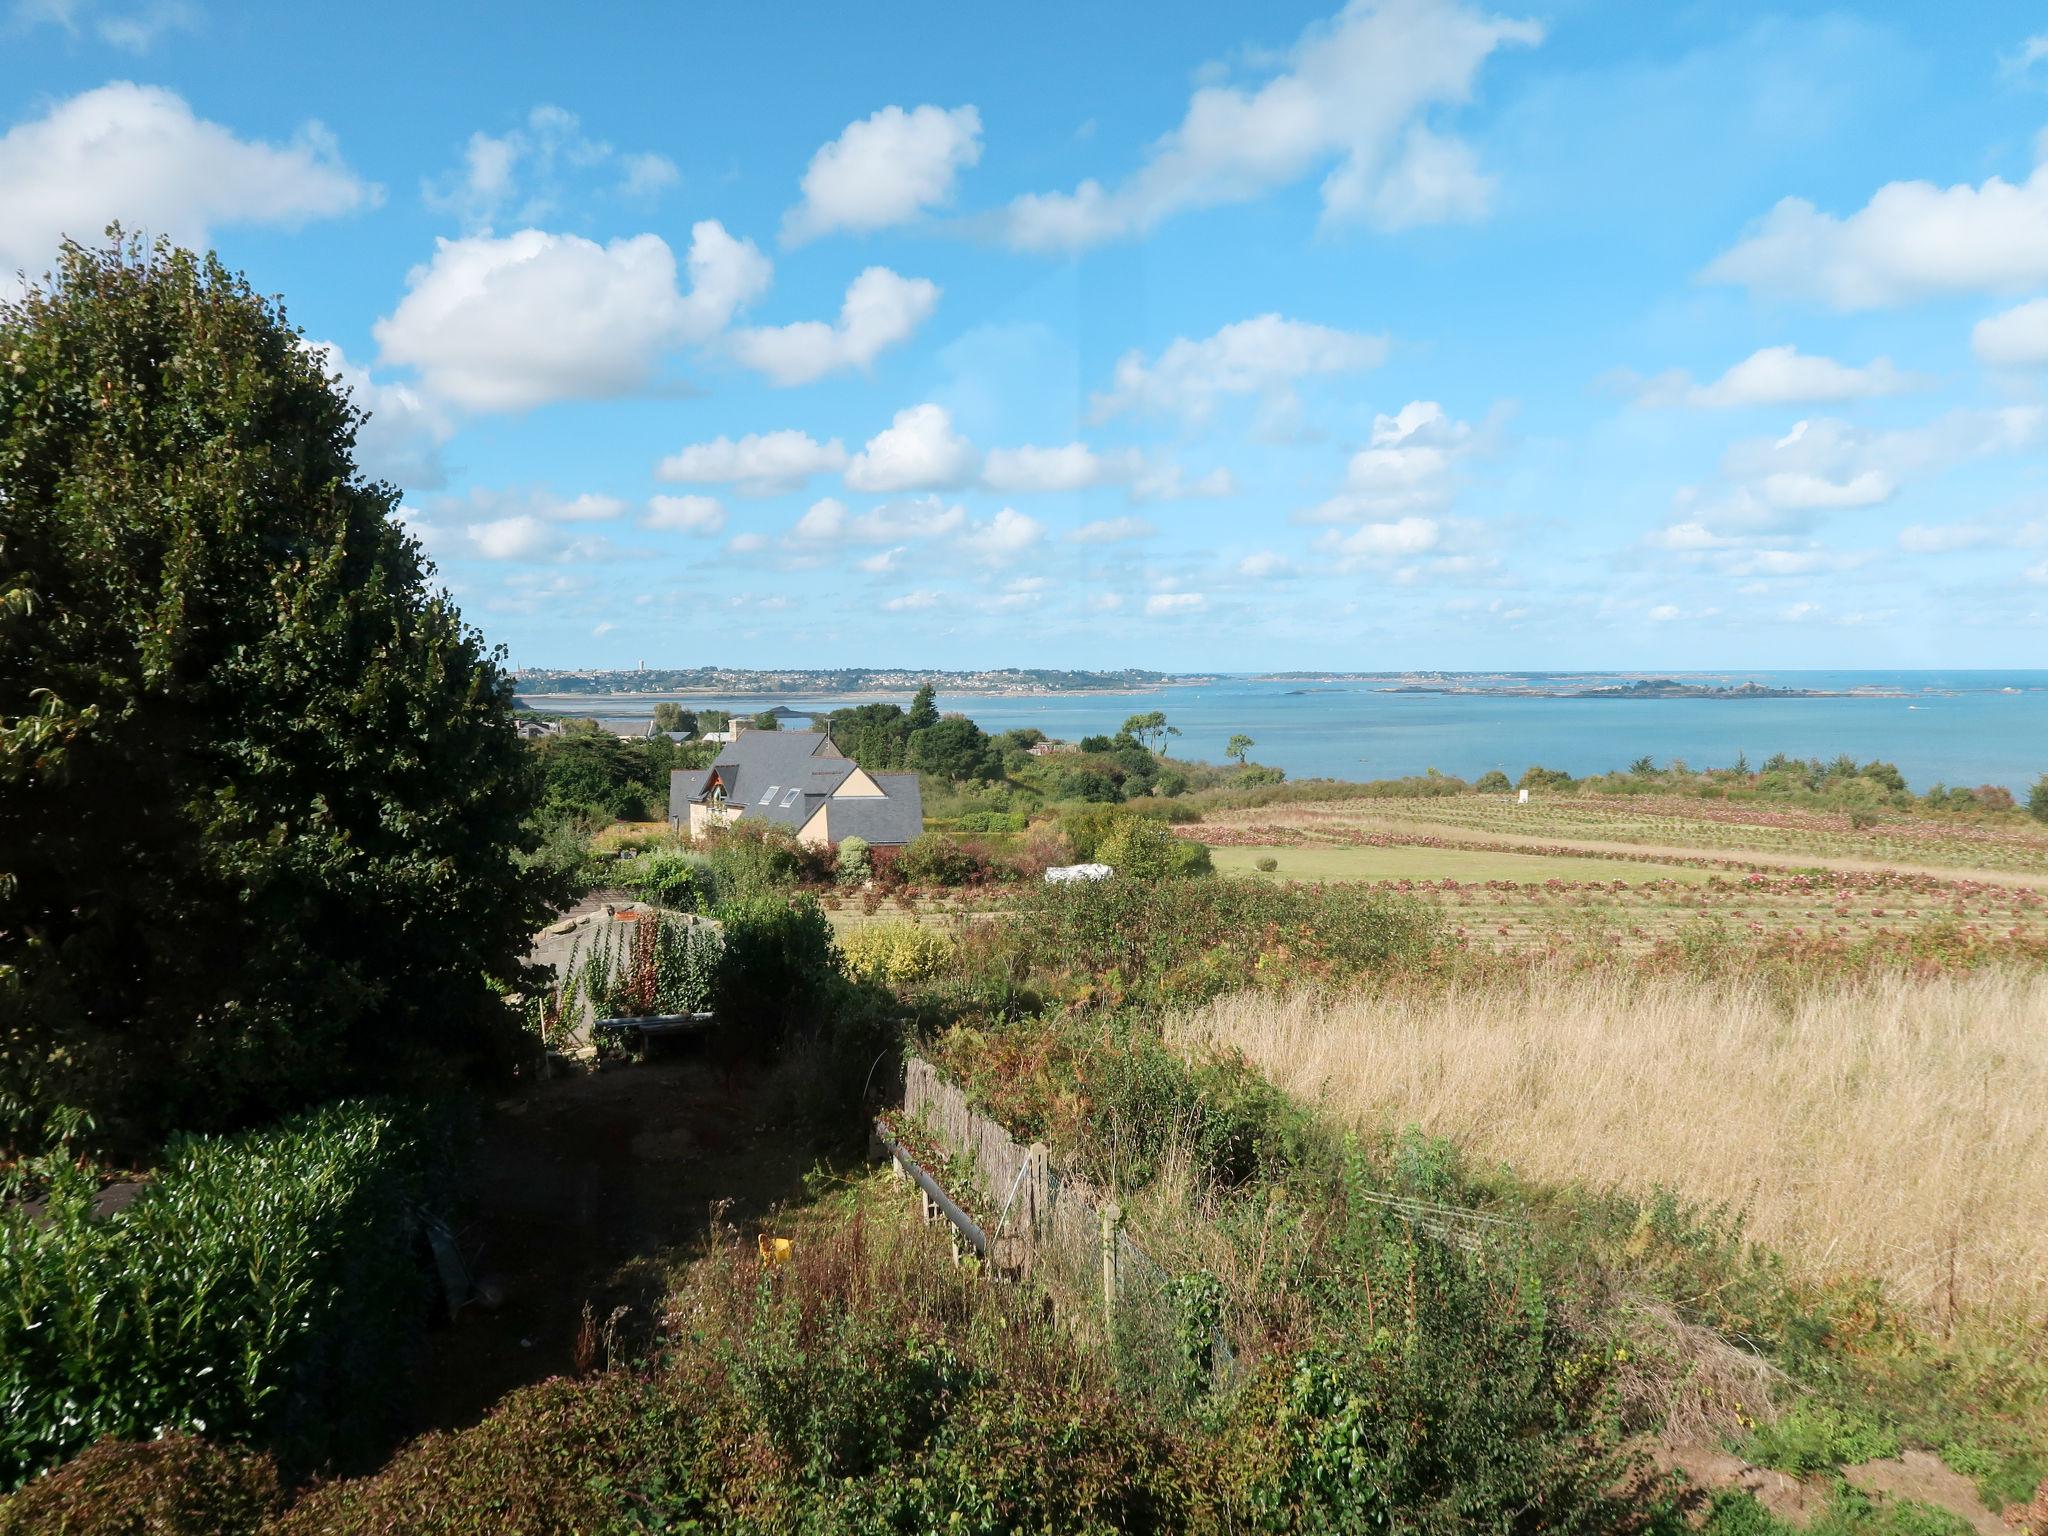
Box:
[6,1,2048,672]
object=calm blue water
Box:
[520,671,2048,795]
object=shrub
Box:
[1255,856,1279,873]
[712,896,842,1051]
[1518,765,1577,792]
[840,923,957,987]
[951,811,1028,834]
[1474,770,1512,793]
[836,835,873,886]
[897,831,988,887]
[0,1436,281,1536]
[704,821,803,901]
[1057,765,1123,802]
[0,1102,438,1488]
[1097,817,1211,881]
[624,850,715,912]
[2030,774,2048,825]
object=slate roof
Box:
[666,730,923,845]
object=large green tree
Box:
[0,234,547,1152]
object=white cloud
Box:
[1999,34,2048,81]
[1237,549,1296,578]
[783,104,982,244]
[1068,516,1155,544]
[373,221,769,410]
[14,1,200,53]
[655,429,848,495]
[0,83,374,290]
[1315,515,1443,559]
[423,105,679,229]
[1674,407,2048,537]
[1973,298,2048,368]
[1303,400,1480,521]
[730,266,938,385]
[1131,463,1237,502]
[1898,522,1997,554]
[592,621,618,637]
[1002,0,1540,250]
[1087,592,1126,613]
[305,340,454,492]
[1705,151,2048,308]
[1631,345,1924,408]
[1145,592,1207,616]
[982,442,1109,493]
[857,546,907,574]
[1646,604,1681,622]
[957,506,1045,564]
[1091,313,1387,423]
[619,151,680,199]
[419,510,614,565]
[884,589,942,611]
[844,404,979,492]
[790,494,967,546]
[643,494,726,534]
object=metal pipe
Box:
[872,1120,988,1258]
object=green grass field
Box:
[1208,841,1715,886]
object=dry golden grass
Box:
[1170,968,2048,1323]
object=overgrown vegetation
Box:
[0,1102,442,1489]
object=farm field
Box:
[1206,793,2048,881]
[1209,841,1714,886]
[1198,804,2048,951]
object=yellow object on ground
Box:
[758,1234,793,1266]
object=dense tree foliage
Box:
[0,235,545,1152]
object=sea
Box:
[516,671,2048,796]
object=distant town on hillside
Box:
[513,666,1203,696]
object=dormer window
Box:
[759,786,779,805]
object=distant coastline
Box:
[513,666,1213,700]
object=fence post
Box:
[1099,1201,1122,1331]
[1024,1141,1050,1238]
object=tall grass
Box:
[1170,968,2048,1325]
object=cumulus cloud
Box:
[1667,408,2048,539]
[1628,345,1925,408]
[957,506,1046,564]
[1068,516,1155,544]
[844,404,979,492]
[1314,515,1443,560]
[790,494,966,546]
[407,491,620,564]
[655,429,849,494]
[1131,463,1238,502]
[305,340,454,492]
[14,1,199,54]
[1002,0,1539,250]
[783,104,982,244]
[0,82,374,290]
[1705,151,2048,308]
[884,589,942,611]
[422,105,676,228]
[373,221,770,410]
[642,494,726,534]
[981,442,1113,494]
[1091,313,1387,423]
[1237,550,1296,578]
[1144,592,1207,616]
[1303,400,1479,522]
[730,266,938,386]
[1973,298,2048,368]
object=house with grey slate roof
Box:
[669,728,923,850]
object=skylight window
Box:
[759,786,779,805]
[780,788,803,807]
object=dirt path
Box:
[406,1052,812,1437]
